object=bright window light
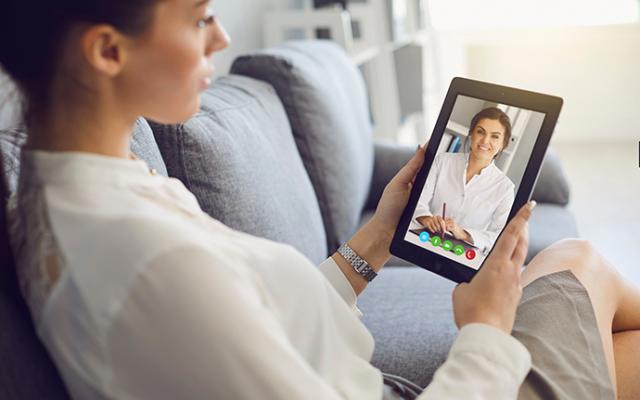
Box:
[428,0,640,30]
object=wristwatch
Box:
[337,243,377,282]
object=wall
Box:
[214,0,273,76]
[461,24,640,143]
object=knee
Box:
[552,238,598,257]
[547,238,616,276]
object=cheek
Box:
[125,33,206,122]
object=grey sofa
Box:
[0,40,577,399]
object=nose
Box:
[205,18,231,57]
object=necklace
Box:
[128,152,158,176]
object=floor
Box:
[553,141,640,286]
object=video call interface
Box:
[404,95,546,270]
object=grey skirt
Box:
[383,270,615,400]
[514,270,615,400]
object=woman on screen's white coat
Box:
[415,108,516,254]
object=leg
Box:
[521,239,640,398]
[614,331,640,400]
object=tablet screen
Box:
[402,94,546,270]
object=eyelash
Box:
[197,10,216,28]
[476,130,500,140]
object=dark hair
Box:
[468,107,512,157]
[0,1,159,127]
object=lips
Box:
[198,76,212,90]
[477,145,491,151]
[198,64,216,91]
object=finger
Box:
[510,201,535,227]
[510,223,529,265]
[393,144,427,185]
[493,202,535,255]
[431,217,439,232]
[452,282,468,300]
[429,221,438,233]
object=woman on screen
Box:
[415,107,515,254]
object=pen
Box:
[442,202,446,236]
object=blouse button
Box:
[150,168,158,176]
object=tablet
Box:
[390,77,563,283]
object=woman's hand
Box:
[333,145,427,295]
[417,215,447,234]
[370,145,427,241]
[452,201,535,334]
[445,218,471,242]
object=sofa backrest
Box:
[231,40,375,253]
[149,75,328,264]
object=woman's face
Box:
[469,118,506,161]
[118,0,229,124]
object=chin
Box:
[147,97,201,125]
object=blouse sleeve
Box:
[418,324,531,399]
[318,256,362,317]
[105,245,531,399]
[464,184,515,254]
[106,244,352,399]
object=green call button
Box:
[431,236,442,247]
[454,245,465,256]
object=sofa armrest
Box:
[531,148,571,206]
[364,141,416,212]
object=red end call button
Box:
[465,249,476,260]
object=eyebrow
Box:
[476,125,503,136]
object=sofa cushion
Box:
[531,148,570,206]
[365,142,417,212]
[231,40,375,253]
[149,75,327,264]
[358,267,457,388]
[527,203,578,263]
[0,128,26,194]
[130,118,168,177]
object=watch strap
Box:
[337,243,377,282]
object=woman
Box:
[415,108,515,254]
[1,1,639,399]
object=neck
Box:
[467,152,492,174]
[25,85,136,159]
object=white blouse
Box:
[414,152,515,254]
[7,150,531,399]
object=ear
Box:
[81,25,129,77]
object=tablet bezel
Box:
[390,77,563,283]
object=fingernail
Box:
[528,200,537,210]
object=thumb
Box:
[394,144,426,185]
[452,282,468,300]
